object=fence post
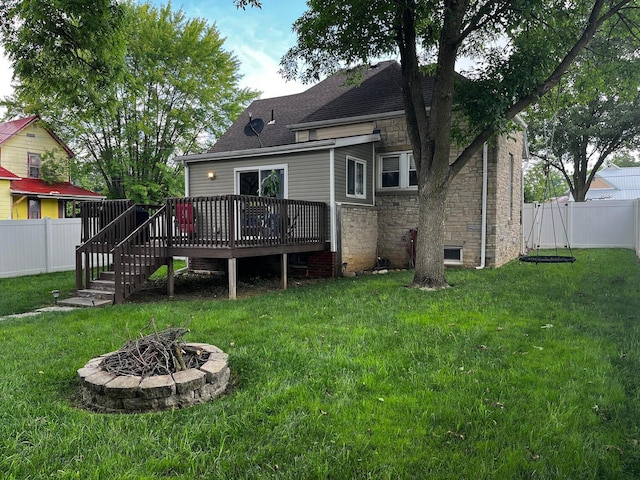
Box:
[44,217,53,273]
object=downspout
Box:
[476,142,488,269]
[184,163,190,197]
[329,148,337,250]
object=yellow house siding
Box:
[10,197,61,219]
[0,180,11,219]
[1,122,70,178]
[41,199,60,218]
[13,197,27,219]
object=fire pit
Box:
[77,326,230,413]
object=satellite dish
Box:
[244,118,264,137]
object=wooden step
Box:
[88,279,116,292]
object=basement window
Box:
[444,246,463,265]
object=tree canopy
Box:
[280,0,636,287]
[526,21,640,202]
[0,0,127,101]
[3,2,258,203]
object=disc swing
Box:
[520,84,576,265]
[519,163,576,264]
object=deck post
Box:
[167,257,174,298]
[228,258,237,300]
[281,253,288,290]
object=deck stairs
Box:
[68,201,168,306]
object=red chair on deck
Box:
[175,201,197,239]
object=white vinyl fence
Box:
[0,218,81,278]
[523,199,640,257]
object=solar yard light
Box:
[51,290,60,305]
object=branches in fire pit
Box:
[99,318,210,377]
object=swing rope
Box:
[520,82,576,264]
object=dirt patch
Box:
[127,271,324,303]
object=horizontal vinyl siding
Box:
[187,150,331,203]
[334,143,375,205]
[316,122,375,141]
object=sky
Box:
[0,0,313,105]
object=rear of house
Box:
[179,61,524,276]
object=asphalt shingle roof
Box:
[209,61,434,153]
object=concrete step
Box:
[76,288,115,301]
[58,296,112,308]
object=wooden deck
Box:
[76,196,327,303]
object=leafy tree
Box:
[269,0,633,288]
[526,26,640,202]
[611,153,640,167]
[0,0,126,102]
[524,162,567,203]
[39,151,70,185]
[6,2,258,203]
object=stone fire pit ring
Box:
[77,343,230,413]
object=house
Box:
[177,61,524,275]
[0,115,104,219]
[580,164,640,201]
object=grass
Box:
[0,249,639,478]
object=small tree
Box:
[260,170,281,198]
[39,150,69,185]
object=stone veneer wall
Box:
[488,134,523,266]
[375,192,419,267]
[372,115,523,269]
[339,204,378,272]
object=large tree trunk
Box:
[409,0,463,289]
[413,180,449,288]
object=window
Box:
[28,153,42,178]
[379,152,417,189]
[346,156,366,198]
[444,246,463,264]
[236,166,287,198]
[28,198,41,219]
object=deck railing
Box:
[113,205,169,304]
[76,196,326,301]
[80,199,133,242]
[76,203,139,289]
[166,195,326,249]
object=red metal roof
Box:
[0,116,38,146]
[11,178,105,199]
[0,166,20,180]
[0,115,74,156]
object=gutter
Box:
[177,133,381,164]
[476,142,488,270]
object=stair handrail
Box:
[112,205,168,304]
[75,203,139,290]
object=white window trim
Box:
[234,164,288,198]
[444,246,464,265]
[346,155,366,199]
[378,151,418,190]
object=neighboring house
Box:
[0,115,104,219]
[579,164,640,201]
[178,61,524,274]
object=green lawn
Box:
[1,250,639,479]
